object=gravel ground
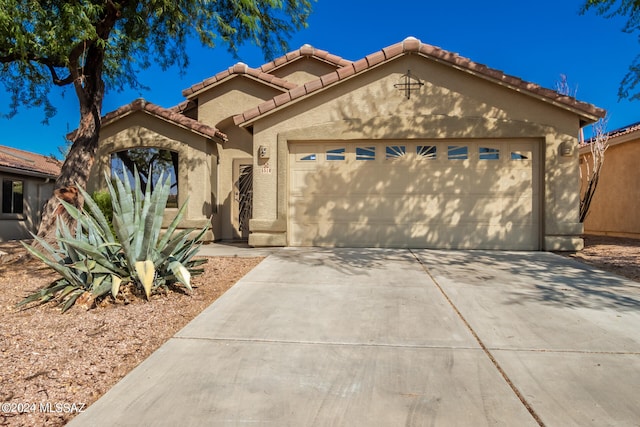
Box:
[0,242,262,427]
[0,235,638,426]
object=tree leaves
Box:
[581,0,640,100]
[0,0,314,116]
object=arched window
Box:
[110,148,179,208]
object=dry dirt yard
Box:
[0,235,639,426]
[0,242,262,427]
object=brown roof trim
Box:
[258,44,352,73]
[0,145,61,178]
[234,37,606,126]
[102,99,227,142]
[182,62,298,98]
[170,99,197,114]
[604,120,640,140]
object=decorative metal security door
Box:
[234,162,253,239]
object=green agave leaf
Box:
[61,290,84,313]
[16,280,69,307]
[57,238,126,276]
[139,173,170,260]
[22,235,64,263]
[91,275,112,297]
[23,242,86,289]
[57,285,79,300]
[156,197,189,252]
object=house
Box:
[89,37,606,250]
[580,121,640,239]
[0,145,61,241]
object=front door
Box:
[233,159,253,240]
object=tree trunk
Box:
[36,122,101,239]
[36,55,105,241]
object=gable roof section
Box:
[182,62,298,99]
[234,37,606,126]
[102,99,227,142]
[258,44,352,74]
[0,145,61,178]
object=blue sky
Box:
[1,0,638,157]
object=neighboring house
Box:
[0,145,61,241]
[580,121,640,239]
[89,37,605,250]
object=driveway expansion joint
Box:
[171,336,482,350]
[409,249,546,427]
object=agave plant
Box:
[19,169,208,312]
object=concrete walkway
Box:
[68,249,640,426]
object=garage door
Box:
[289,140,540,249]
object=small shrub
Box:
[91,189,114,237]
[19,170,208,312]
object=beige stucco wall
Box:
[90,112,217,241]
[0,173,54,241]
[196,78,284,240]
[247,55,585,250]
[268,57,344,86]
[581,134,640,238]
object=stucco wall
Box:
[247,55,584,250]
[90,112,217,240]
[0,173,54,241]
[195,78,284,240]
[268,57,343,86]
[581,134,640,238]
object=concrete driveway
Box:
[68,249,640,427]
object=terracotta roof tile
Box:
[382,43,403,59]
[273,92,292,107]
[587,120,640,143]
[102,99,227,141]
[258,99,277,114]
[365,51,386,67]
[0,145,61,178]
[352,58,369,73]
[320,71,340,86]
[170,100,197,114]
[304,78,323,94]
[288,85,308,100]
[259,44,352,73]
[234,37,606,126]
[337,66,356,80]
[182,62,296,98]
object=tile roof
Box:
[170,99,197,114]
[0,145,61,178]
[102,99,227,142]
[182,62,298,98]
[604,120,640,140]
[234,37,606,126]
[258,44,352,73]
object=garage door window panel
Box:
[511,151,531,160]
[356,146,376,161]
[448,145,468,160]
[417,145,437,160]
[326,147,346,161]
[479,146,500,160]
[386,145,406,160]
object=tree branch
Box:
[45,64,74,86]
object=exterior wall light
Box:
[560,141,573,157]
